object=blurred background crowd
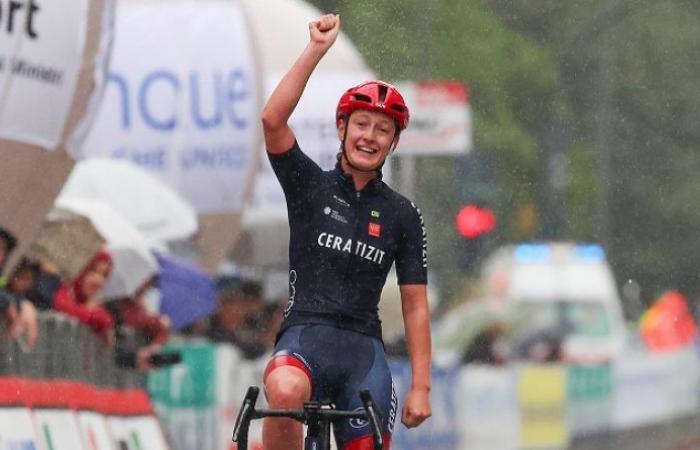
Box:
[0,221,288,371]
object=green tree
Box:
[489,1,700,303]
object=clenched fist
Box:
[401,387,431,428]
[309,14,340,51]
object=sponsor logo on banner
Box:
[0,408,41,449]
[0,0,89,148]
[81,1,259,213]
[566,365,613,437]
[34,410,85,450]
[518,365,569,448]
[0,1,41,39]
[109,416,170,450]
[77,411,114,450]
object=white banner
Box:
[77,411,114,450]
[0,408,41,448]
[109,416,170,450]
[0,0,88,148]
[458,365,519,450]
[81,0,260,214]
[612,352,674,429]
[613,346,700,430]
[33,409,85,450]
[216,347,267,450]
[394,81,472,155]
[247,71,377,221]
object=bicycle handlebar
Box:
[231,387,384,450]
[360,389,384,450]
[231,386,260,449]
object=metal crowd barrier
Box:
[0,311,147,389]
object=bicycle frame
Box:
[232,386,384,450]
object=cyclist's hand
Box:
[309,14,340,51]
[401,388,431,428]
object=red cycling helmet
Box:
[336,81,410,131]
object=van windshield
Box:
[517,301,611,338]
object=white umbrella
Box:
[54,197,159,300]
[57,158,198,243]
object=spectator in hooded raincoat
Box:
[53,249,115,346]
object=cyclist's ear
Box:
[337,118,347,140]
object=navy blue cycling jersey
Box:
[269,140,428,340]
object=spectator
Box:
[0,258,41,350]
[0,226,17,311]
[513,326,564,363]
[53,249,115,346]
[256,298,287,353]
[178,316,210,339]
[26,258,63,311]
[109,277,172,371]
[206,279,264,359]
[110,277,171,345]
[462,323,509,365]
[0,226,18,278]
[0,227,38,351]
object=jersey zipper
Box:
[341,191,362,304]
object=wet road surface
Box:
[570,414,700,450]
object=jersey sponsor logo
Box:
[284,269,298,318]
[368,222,381,238]
[349,406,369,429]
[388,380,397,433]
[333,194,350,208]
[323,205,348,224]
[317,232,386,265]
[411,202,428,268]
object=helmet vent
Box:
[352,93,372,104]
[390,104,406,113]
[378,84,388,102]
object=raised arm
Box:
[261,14,340,154]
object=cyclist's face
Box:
[339,110,398,171]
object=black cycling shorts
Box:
[265,324,397,449]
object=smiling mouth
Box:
[357,145,378,155]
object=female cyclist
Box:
[261,14,432,450]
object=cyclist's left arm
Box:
[395,202,431,428]
[399,284,432,428]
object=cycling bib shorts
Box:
[266,324,397,450]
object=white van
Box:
[481,242,627,364]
